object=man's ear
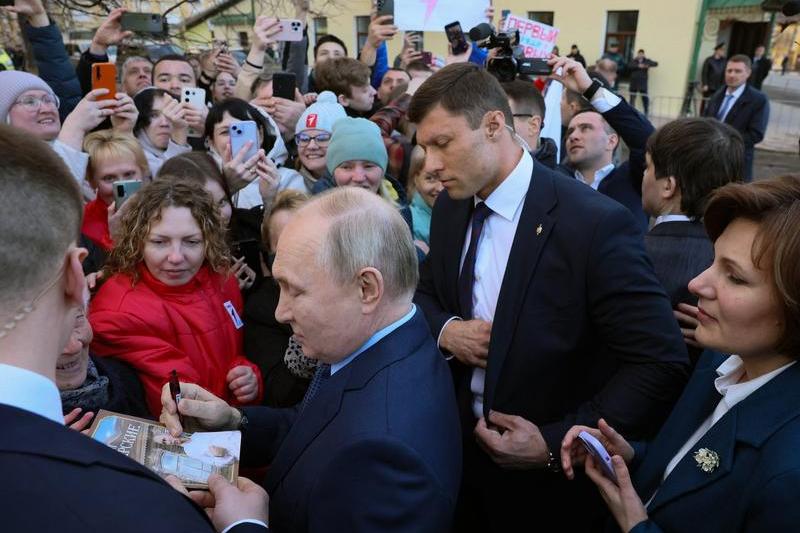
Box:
[607,132,620,152]
[484,110,506,139]
[357,267,384,313]
[64,246,88,308]
[528,115,543,137]
[662,176,679,201]
[337,93,350,107]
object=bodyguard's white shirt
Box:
[458,149,533,419]
[0,363,63,424]
[718,83,746,122]
[646,355,795,507]
[653,214,692,227]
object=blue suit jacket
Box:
[559,97,654,233]
[0,404,263,533]
[629,351,800,532]
[243,309,462,532]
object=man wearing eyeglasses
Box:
[501,79,559,169]
[0,70,131,191]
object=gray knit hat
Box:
[0,71,56,123]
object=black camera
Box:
[468,23,551,82]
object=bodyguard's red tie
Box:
[457,202,493,320]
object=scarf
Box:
[60,357,110,414]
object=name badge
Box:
[223,301,244,329]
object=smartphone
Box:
[113,180,143,210]
[519,57,552,76]
[421,51,433,66]
[411,31,423,52]
[230,120,260,163]
[445,21,469,55]
[272,72,297,101]
[92,63,117,100]
[376,0,394,19]
[182,87,206,138]
[273,18,304,42]
[120,12,163,34]
[577,431,618,484]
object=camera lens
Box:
[117,185,125,196]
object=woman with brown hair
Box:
[88,179,262,416]
[562,175,800,532]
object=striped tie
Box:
[299,363,331,413]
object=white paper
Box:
[394,0,489,33]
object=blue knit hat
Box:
[326,117,388,174]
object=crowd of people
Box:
[1,0,799,531]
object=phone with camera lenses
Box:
[92,63,117,100]
[376,0,394,20]
[120,12,164,34]
[113,180,143,210]
[229,120,260,163]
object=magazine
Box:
[88,409,240,489]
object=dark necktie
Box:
[299,362,331,413]
[457,202,493,320]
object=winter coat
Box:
[89,264,263,416]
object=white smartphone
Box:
[273,19,304,41]
[229,120,260,163]
[181,87,206,138]
[578,431,618,484]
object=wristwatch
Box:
[582,79,602,101]
[234,408,249,432]
[545,450,562,473]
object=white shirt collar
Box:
[725,83,746,98]
[0,363,63,424]
[654,214,692,227]
[575,163,615,191]
[476,149,533,222]
[714,355,796,410]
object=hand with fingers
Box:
[252,16,282,53]
[165,474,269,532]
[439,319,492,368]
[257,156,281,209]
[232,256,256,291]
[159,381,239,436]
[180,100,208,135]
[110,92,139,134]
[226,365,259,403]
[215,52,241,78]
[674,303,702,348]
[2,0,48,26]
[160,96,190,145]
[223,145,266,193]
[58,89,120,150]
[561,418,635,480]
[446,42,472,65]
[548,55,594,93]
[91,7,133,55]
[64,407,95,434]
[399,47,423,69]
[474,411,551,469]
[585,451,649,531]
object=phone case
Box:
[272,73,297,101]
[376,0,394,18]
[120,12,163,34]
[273,19,304,42]
[92,63,117,100]
[113,180,143,210]
[578,431,618,483]
[229,121,260,163]
[445,22,469,55]
[182,88,207,138]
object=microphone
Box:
[469,23,494,42]
[783,0,800,16]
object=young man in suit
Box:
[0,124,267,533]
[702,54,770,182]
[642,117,744,364]
[749,45,772,89]
[558,57,656,233]
[161,187,462,532]
[408,62,689,532]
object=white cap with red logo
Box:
[295,91,347,136]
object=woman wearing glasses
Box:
[293,91,347,193]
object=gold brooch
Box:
[536,224,543,236]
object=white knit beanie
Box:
[0,71,56,123]
[295,91,347,135]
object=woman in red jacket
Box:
[89,179,262,416]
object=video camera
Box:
[468,23,551,82]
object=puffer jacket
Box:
[89,264,263,416]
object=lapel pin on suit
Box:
[694,448,720,473]
[536,223,543,236]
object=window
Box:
[605,11,639,64]
[356,16,371,56]
[238,31,249,49]
[313,17,328,39]
[527,11,554,26]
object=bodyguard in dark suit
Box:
[0,125,267,533]
[558,59,655,233]
[408,62,689,532]
[641,117,744,364]
[161,188,462,532]
[750,45,772,89]
[562,177,800,532]
[702,54,769,182]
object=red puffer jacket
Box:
[89,263,263,416]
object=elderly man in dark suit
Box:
[703,54,769,182]
[0,125,267,533]
[557,58,655,233]
[161,187,462,533]
[408,61,689,532]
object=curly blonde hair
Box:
[103,179,231,283]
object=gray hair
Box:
[306,188,418,301]
[122,56,152,77]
